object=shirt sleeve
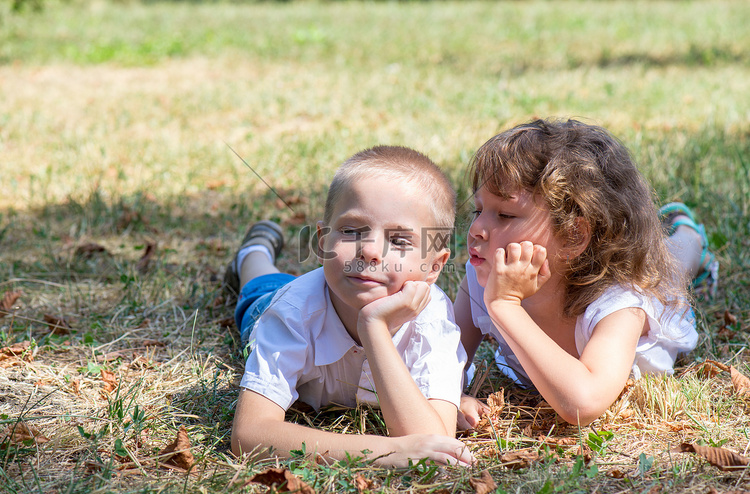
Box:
[399,289,467,408]
[575,286,698,379]
[239,299,313,410]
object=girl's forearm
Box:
[486,303,637,424]
[359,320,455,437]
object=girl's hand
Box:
[376,434,475,468]
[458,394,490,431]
[359,281,431,337]
[485,241,551,307]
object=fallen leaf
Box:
[354,473,374,493]
[141,339,166,347]
[474,389,504,432]
[43,314,72,335]
[0,291,23,318]
[499,448,541,469]
[697,359,729,378]
[0,341,33,368]
[723,310,738,327]
[537,436,577,446]
[1,422,50,446]
[678,443,750,471]
[608,468,625,478]
[136,242,157,273]
[469,470,497,494]
[100,369,118,394]
[717,326,737,340]
[75,242,109,258]
[159,425,195,471]
[247,467,315,493]
[730,366,750,399]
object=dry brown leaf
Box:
[0,291,23,318]
[136,242,156,273]
[499,448,541,469]
[730,366,750,399]
[1,422,50,446]
[723,310,738,327]
[717,326,737,340]
[697,359,730,378]
[159,425,195,471]
[247,467,315,493]
[354,473,374,493]
[75,242,108,258]
[537,436,577,446]
[608,468,625,478]
[474,389,505,432]
[469,470,497,494]
[0,341,33,368]
[43,314,72,335]
[141,339,166,347]
[678,443,750,471]
[100,369,118,394]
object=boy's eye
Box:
[390,236,413,248]
[341,226,370,236]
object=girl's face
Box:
[468,186,566,287]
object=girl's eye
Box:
[471,210,482,218]
[498,213,515,220]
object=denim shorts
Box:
[234,273,296,348]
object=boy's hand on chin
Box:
[358,281,431,336]
[484,241,551,307]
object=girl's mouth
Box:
[469,248,484,266]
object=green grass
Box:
[1,0,749,492]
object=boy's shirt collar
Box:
[312,283,363,367]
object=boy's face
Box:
[468,186,565,288]
[317,175,450,320]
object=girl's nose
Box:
[468,213,486,240]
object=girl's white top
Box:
[465,261,699,388]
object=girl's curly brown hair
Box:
[470,118,684,318]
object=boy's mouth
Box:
[346,274,385,285]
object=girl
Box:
[456,119,717,427]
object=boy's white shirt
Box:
[240,268,466,411]
[463,261,699,386]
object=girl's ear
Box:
[425,249,451,284]
[566,217,592,258]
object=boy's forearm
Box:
[234,417,394,463]
[358,319,455,437]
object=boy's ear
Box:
[425,249,451,284]
[316,221,328,263]
[566,217,591,258]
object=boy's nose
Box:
[358,236,382,264]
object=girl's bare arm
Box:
[484,241,645,424]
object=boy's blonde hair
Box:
[470,118,682,317]
[324,146,456,231]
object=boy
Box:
[228,146,473,467]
